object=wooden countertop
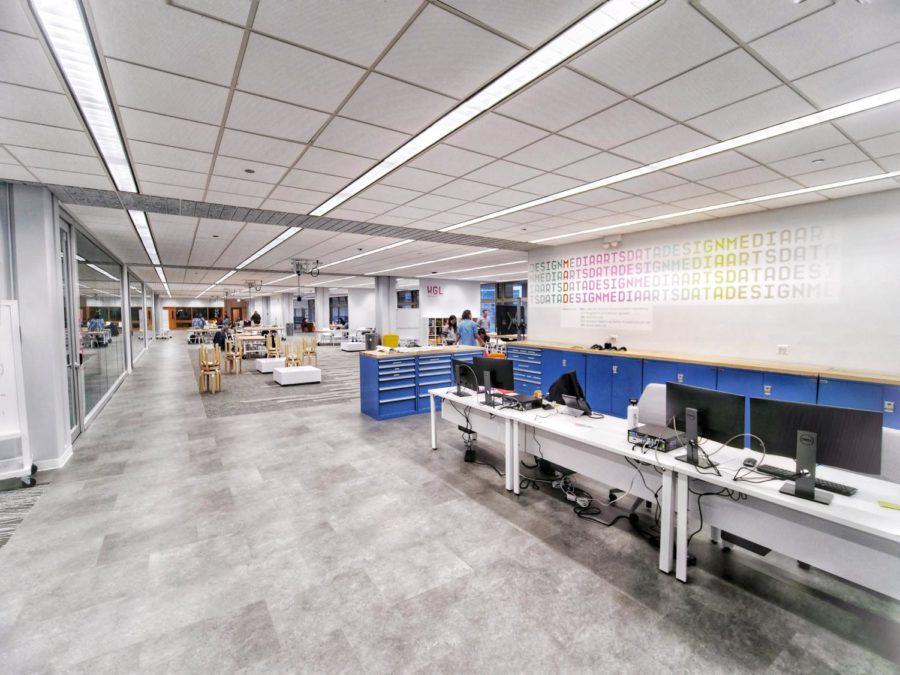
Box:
[361,345,483,359]
[508,340,900,386]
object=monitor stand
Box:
[454,363,473,397]
[483,370,494,407]
[779,430,833,505]
[675,407,718,469]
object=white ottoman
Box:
[255,357,286,373]
[273,366,322,385]
[341,341,366,352]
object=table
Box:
[428,388,678,577]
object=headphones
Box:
[590,343,628,352]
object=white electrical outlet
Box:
[777,344,790,355]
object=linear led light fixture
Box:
[31,0,137,193]
[216,270,237,284]
[368,248,498,275]
[459,270,529,281]
[441,86,900,233]
[433,260,529,276]
[235,227,302,270]
[309,0,658,216]
[194,284,216,299]
[309,276,355,287]
[154,265,171,297]
[319,239,415,269]
[86,262,118,281]
[532,170,900,244]
[127,209,162,265]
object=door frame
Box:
[59,217,83,442]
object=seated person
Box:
[87,312,105,332]
[213,327,227,351]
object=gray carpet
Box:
[0,486,44,550]
[189,341,360,418]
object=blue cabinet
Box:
[541,349,585,394]
[584,355,643,418]
[883,386,899,430]
[643,359,717,390]
[818,378,883,412]
[507,346,542,395]
[585,354,612,414]
[764,372,817,404]
[717,367,764,398]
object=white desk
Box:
[429,388,678,576]
[673,446,900,599]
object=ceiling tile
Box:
[385,205,439,220]
[750,1,899,80]
[282,169,350,194]
[505,135,597,172]
[0,164,38,182]
[770,143,870,176]
[204,190,263,208]
[442,0,598,47]
[356,183,420,205]
[269,184,331,205]
[253,0,420,66]
[226,91,328,143]
[377,5,525,98]
[688,86,816,141]
[697,0,832,43]
[478,188,540,208]
[295,146,376,178]
[740,124,847,164]
[208,175,272,197]
[626,203,681,219]
[672,192,735,209]
[238,33,364,111]
[140,181,205,201]
[218,128,304,166]
[213,155,286,183]
[572,0,734,95]
[816,177,900,200]
[0,0,36,35]
[431,179,498,201]
[445,202,496,217]
[341,73,457,134]
[0,147,16,164]
[7,146,104,175]
[637,50,780,121]
[698,165,782,191]
[259,198,315,213]
[793,43,900,108]
[463,160,543,188]
[408,144,494,176]
[833,100,900,142]
[106,59,228,124]
[0,82,81,129]
[613,125,714,164]
[603,196,662,214]
[511,173,582,195]
[315,117,409,159]
[173,0,251,25]
[726,178,804,200]
[381,166,453,191]
[90,0,244,85]
[119,108,219,152]
[0,117,93,155]
[565,187,631,206]
[644,182,714,204]
[614,172,686,196]
[129,140,212,173]
[498,68,622,131]
[136,163,207,189]
[860,132,900,159]
[555,152,639,182]
[0,32,63,92]
[667,151,759,181]
[447,113,547,157]
[526,200,584,217]
[561,100,673,150]
[31,168,112,189]
[792,160,882,188]
[338,196,395,215]
[406,194,467,211]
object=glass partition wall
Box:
[128,271,145,363]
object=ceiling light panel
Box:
[235,227,302,270]
[309,0,658,217]
[31,0,137,192]
[368,248,498,275]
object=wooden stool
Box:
[266,332,281,358]
[198,344,222,393]
[284,339,303,367]
[301,336,318,366]
[224,338,242,374]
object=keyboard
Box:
[756,464,857,496]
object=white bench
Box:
[273,366,322,386]
[340,341,366,352]
[255,357,286,373]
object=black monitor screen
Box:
[666,383,746,448]
[750,398,882,475]
[472,357,514,391]
[547,371,586,405]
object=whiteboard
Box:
[0,300,31,480]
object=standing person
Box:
[476,309,490,333]
[443,315,459,345]
[457,309,478,346]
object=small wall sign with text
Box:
[426,285,443,296]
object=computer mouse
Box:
[742,458,757,468]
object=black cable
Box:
[473,459,504,477]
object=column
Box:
[374,275,394,338]
[314,286,329,329]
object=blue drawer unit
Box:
[717,367,764,398]
[507,346,542,395]
[818,377,883,412]
[610,356,643,418]
[416,354,454,412]
[763,372,817,404]
[360,356,417,419]
[643,359,717,390]
[541,349,585,394]
[883,386,899,430]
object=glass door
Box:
[59,223,81,440]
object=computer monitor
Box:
[547,371,585,404]
[471,357,514,391]
[749,398,882,475]
[453,360,478,396]
[666,383,746,467]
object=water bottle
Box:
[626,398,639,429]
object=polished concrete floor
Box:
[0,339,897,672]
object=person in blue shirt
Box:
[87,312,104,332]
[457,309,479,346]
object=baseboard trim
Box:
[35,443,72,471]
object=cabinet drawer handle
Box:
[886,401,895,414]
[763,385,772,396]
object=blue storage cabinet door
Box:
[584,354,612,415]
[818,377,883,412]
[610,357,643,418]
[642,359,678,389]
[677,363,718,389]
[541,350,586,394]
[717,367,763,438]
[507,346,541,395]
[883,385,899,430]
[360,355,380,418]
[375,357,417,419]
[416,355,453,412]
[763,372,817,404]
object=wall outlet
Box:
[777,344,790,356]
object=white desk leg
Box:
[658,469,674,574]
[504,418,513,492]
[709,526,721,545]
[675,473,689,583]
[512,422,521,496]
[430,394,437,451]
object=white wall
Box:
[348,288,375,330]
[416,279,481,343]
[528,189,900,373]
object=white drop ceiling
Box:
[1,0,899,298]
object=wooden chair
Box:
[266,332,281,358]
[284,339,303,367]
[301,336,318,366]
[224,338,242,374]
[198,344,222,393]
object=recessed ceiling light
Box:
[308,0,659,217]
[812,158,825,164]
[531,170,900,244]
[244,168,255,174]
[440,86,900,233]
